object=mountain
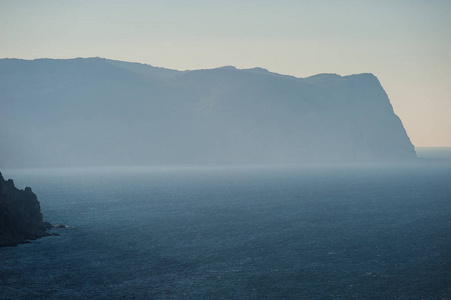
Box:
[0,57,416,167]
[0,172,52,247]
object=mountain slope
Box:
[0,58,416,167]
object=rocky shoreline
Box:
[0,172,53,247]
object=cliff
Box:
[0,58,416,167]
[0,172,52,247]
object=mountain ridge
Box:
[0,57,416,167]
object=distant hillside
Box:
[0,58,416,167]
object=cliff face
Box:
[0,172,52,247]
[0,58,416,167]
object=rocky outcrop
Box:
[0,172,52,247]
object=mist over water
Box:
[416,147,451,160]
[1,160,450,299]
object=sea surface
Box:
[1,158,450,299]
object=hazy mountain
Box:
[0,57,416,167]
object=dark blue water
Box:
[1,162,450,299]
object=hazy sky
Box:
[1,0,450,146]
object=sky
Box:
[1,0,450,147]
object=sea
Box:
[1,150,450,299]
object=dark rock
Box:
[0,172,53,247]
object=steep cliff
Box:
[0,172,52,247]
[0,58,416,167]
